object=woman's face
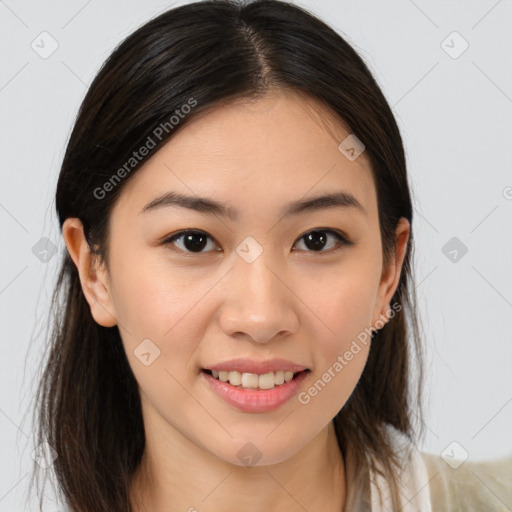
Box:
[75,90,408,466]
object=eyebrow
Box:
[140,190,366,220]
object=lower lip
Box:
[201,370,310,413]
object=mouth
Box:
[201,368,311,391]
[200,368,311,413]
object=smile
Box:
[200,369,311,413]
[204,369,297,390]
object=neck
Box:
[129,421,346,512]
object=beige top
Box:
[343,424,512,511]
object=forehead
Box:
[113,89,376,221]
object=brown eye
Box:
[162,228,351,256]
[163,230,219,254]
[293,229,351,253]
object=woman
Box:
[29,0,511,510]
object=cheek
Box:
[306,258,380,348]
[109,253,209,368]
[297,282,374,419]
[299,257,379,408]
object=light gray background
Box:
[1,0,511,509]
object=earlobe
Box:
[371,217,410,330]
[62,218,118,328]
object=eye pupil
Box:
[183,232,208,252]
[304,231,327,251]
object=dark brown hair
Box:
[28,1,425,510]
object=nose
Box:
[217,253,299,344]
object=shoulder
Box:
[420,450,512,511]
[380,424,512,512]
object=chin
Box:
[208,433,306,468]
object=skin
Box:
[63,89,409,511]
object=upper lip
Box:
[204,358,309,374]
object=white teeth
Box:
[274,370,285,385]
[241,373,259,389]
[208,369,301,389]
[284,371,294,382]
[258,372,275,390]
[228,371,242,386]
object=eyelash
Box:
[161,228,352,257]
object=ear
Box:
[62,218,118,327]
[371,217,410,330]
